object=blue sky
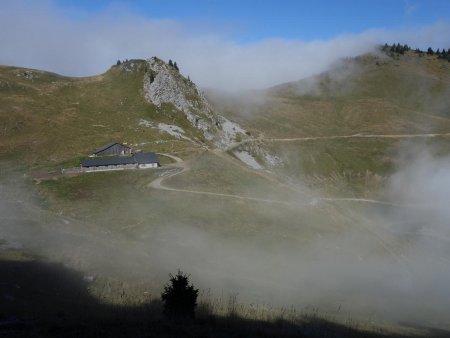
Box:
[53,0,450,42]
[1,0,449,89]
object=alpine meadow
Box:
[1,2,450,337]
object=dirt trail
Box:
[217,130,450,208]
[149,152,408,208]
[147,151,415,274]
[149,153,302,205]
[318,197,404,207]
[148,155,189,191]
[157,153,183,164]
[264,132,450,142]
[226,132,450,150]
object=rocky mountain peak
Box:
[143,57,247,149]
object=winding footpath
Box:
[150,144,426,209]
[150,153,304,206]
[148,151,416,274]
[150,152,411,209]
[224,131,450,151]
[264,132,450,142]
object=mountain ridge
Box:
[1,50,450,184]
[0,57,248,167]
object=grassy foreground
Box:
[1,250,443,338]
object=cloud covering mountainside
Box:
[1,1,450,90]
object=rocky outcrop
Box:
[143,57,246,149]
[143,57,215,140]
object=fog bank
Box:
[1,145,450,329]
[1,2,450,90]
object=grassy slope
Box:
[36,156,343,242]
[164,151,302,199]
[7,162,446,336]
[210,52,450,195]
[213,52,450,138]
[2,53,450,336]
[0,61,203,168]
[2,253,428,338]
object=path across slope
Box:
[147,152,414,275]
[149,154,303,206]
[264,132,450,142]
[149,152,410,208]
[225,132,450,151]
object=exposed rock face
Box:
[140,57,281,169]
[143,57,215,140]
[143,57,246,149]
[234,141,283,169]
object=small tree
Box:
[161,270,199,319]
[116,59,122,66]
[174,62,179,71]
[168,59,173,67]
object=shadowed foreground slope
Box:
[1,251,448,338]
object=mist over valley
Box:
[1,3,450,335]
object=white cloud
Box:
[404,0,418,17]
[0,1,449,90]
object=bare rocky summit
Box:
[143,57,247,149]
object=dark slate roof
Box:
[81,152,158,167]
[81,157,135,167]
[93,142,130,154]
[134,152,158,164]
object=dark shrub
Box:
[161,270,199,319]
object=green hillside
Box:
[212,52,450,137]
[209,51,450,195]
[2,50,450,336]
[0,60,203,168]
